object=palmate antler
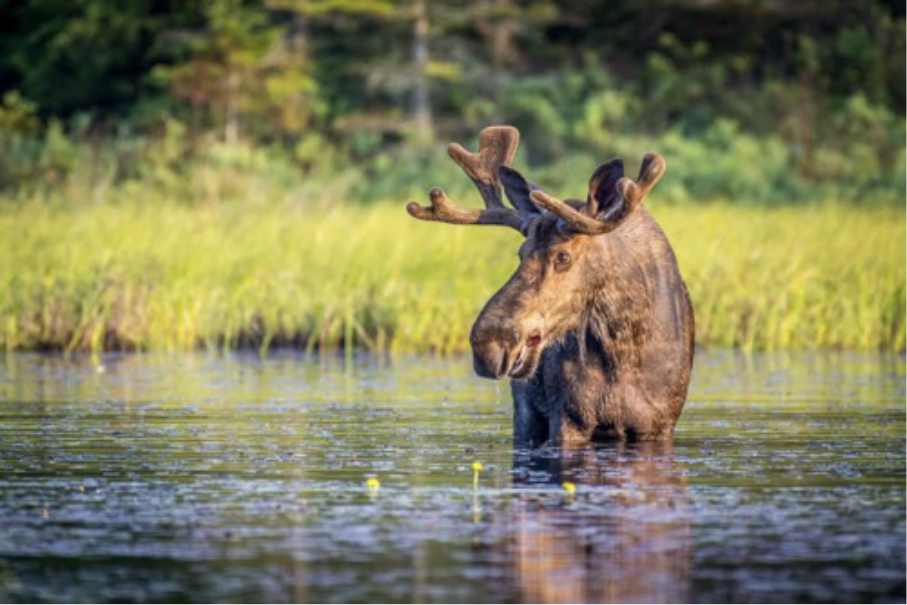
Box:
[529,153,666,236]
[406,126,530,233]
[407,125,666,236]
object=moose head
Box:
[407,125,666,382]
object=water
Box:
[0,350,903,603]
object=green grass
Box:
[0,196,903,353]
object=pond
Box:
[0,350,903,603]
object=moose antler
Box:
[406,126,528,232]
[407,187,526,230]
[529,153,666,236]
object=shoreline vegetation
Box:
[1,190,903,355]
[0,2,903,354]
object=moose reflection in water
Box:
[408,126,694,447]
[504,442,691,604]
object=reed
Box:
[0,196,902,353]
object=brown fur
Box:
[474,208,694,446]
[408,126,695,446]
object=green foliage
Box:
[0,91,41,189]
[0,0,902,171]
[0,90,39,136]
[0,0,200,116]
[0,188,901,353]
[0,0,902,353]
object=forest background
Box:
[0,0,903,353]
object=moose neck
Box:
[578,210,660,372]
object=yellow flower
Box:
[561,481,577,494]
[365,478,380,490]
[471,461,483,472]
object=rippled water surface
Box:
[0,350,904,603]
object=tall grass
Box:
[0,196,903,353]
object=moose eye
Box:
[553,250,572,271]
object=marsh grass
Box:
[0,197,903,353]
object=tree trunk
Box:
[412,0,433,146]
[225,69,240,145]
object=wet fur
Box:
[410,126,693,447]
[508,207,694,447]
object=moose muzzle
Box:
[470,299,530,381]
[470,321,521,379]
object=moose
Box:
[407,126,694,446]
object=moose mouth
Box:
[508,334,542,378]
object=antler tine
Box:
[529,190,614,235]
[616,153,666,213]
[447,125,520,209]
[406,125,530,233]
[406,187,525,232]
[529,153,666,236]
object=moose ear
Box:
[497,166,542,215]
[587,158,625,220]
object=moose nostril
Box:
[472,344,507,379]
[497,347,509,378]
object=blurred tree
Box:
[152,0,318,143]
[0,0,201,118]
[0,0,902,193]
[270,0,444,146]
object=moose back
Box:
[407,126,694,446]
